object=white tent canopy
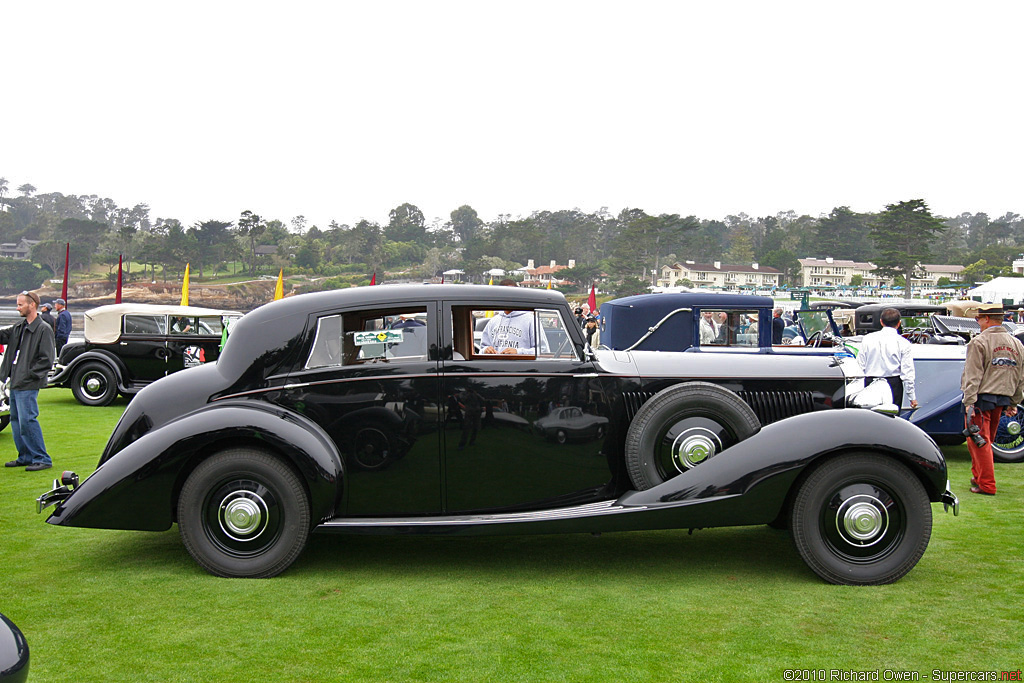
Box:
[965,277,1024,303]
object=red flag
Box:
[370,271,376,286]
[441,273,444,284]
[61,242,70,301]
[587,283,596,312]
[115,255,123,304]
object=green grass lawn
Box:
[2,390,1021,682]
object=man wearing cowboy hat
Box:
[961,303,1024,495]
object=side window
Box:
[304,307,430,370]
[306,315,343,369]
[170,316,197,335]
[196,316,225,336]
[124,315,167,335]
[698,310,760,348]
[454,307,578,360]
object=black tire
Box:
[790,453,931,585]
[178,449,310,578]
[624,382,760,490]
[992,405,1024,463]
[70,362,119,407]
[0,413,9,432]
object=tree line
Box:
[0,176,1020,296]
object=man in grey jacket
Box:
[2,290,56,471]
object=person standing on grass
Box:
[54,298,71,355]
[961,303,1024,496]
[2,291,56,471]
[856,307,917,410]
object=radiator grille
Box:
[737,390,815,424]
[622,389,815,425]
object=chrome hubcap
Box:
[1008,420,1021,436]
[837,495,887,545]
[218,492,268,541]
[671,427,722,471]
[85,376,102,393]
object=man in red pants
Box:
[961,303,1024,495]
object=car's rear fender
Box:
[45,402,344,532]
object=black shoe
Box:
[25,463,52,472]
[5,460,30,468]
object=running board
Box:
[316,500,647,531]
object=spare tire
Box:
[625,382,761,490]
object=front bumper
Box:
[941,480,960,516]
[36,471,79,514]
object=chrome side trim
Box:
[214,372,602,402]
[318,500,647,528]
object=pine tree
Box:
[869,199,945,299]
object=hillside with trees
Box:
[1,175,1021,298]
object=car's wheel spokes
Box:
[658,415,730,474]
[203,479,282,557]
[993,406,1024,462]
[820,483,903,562]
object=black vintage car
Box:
[0,613,28,683]
[48,304,242,406]
[38,285,958,585]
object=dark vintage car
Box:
[38,285,958,585]
[0,613,28,683]
[48,304,242,406]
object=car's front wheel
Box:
[790,453,931,585]
[70,362,118,406]
[992,405,1024,463]
[178,449,310,578]
[624,382,760,490]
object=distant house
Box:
[517,259,577,288]
[0,238,40,260]
[658,261,781,289]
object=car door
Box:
[275,302,443,516]
[165,315,227,373]
[118,314,171,382]
[440,302,615,514]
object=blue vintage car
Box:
[600,292,1024,463]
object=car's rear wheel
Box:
[790,453,931,585]
[178,449,310,578]
[992,405,1024,463]
[71,362,118,407]
[624,382,760,490]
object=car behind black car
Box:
[48,304,242,406]
[38,285,958,585]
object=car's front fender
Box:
[48,349,127,390]
[45,402,343,532]
[615,408,947,528]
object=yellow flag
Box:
[180,263,190,306]
[547,277,552,290]
[489,276,494,286]
[274,269,284,300]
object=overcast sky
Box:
[3,1,1021,231]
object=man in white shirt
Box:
[699,311,718,345]
[857,308,918,409]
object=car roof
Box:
[601,292,774,351]
[85,303,243,343]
